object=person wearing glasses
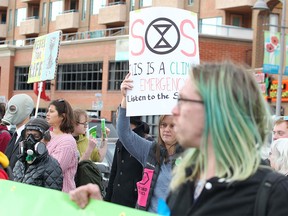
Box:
[165,61,288,215]
[272,117,288,141]
[72,108,109,162]
[46,99,78,193]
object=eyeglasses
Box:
[77,121,88,127]
[177,97,204,106]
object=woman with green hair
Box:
[167,61,288,215]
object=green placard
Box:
[0,180,158,216]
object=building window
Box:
[140,0,152,7]
[82,0,87,20]
[29,5,39,18]
[14,66,51,90]
[56,62,103,90]
[70,0,78,10]
[108,61,129,90]
[142,115,159,139]
[15,8,27,27]
[42,2,46,25]
[199,17,222,34]
[49,1,63,21]
[90,0,105,15]
[188,0,194,5]
[14,67,32,90]
[1,12,6,24]
[230,14,243,27]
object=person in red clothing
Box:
[0,151,9,180]
[0,103,11,153]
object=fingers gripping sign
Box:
[69,184,103,209]
[121,73,134,108]
[121,73,134,97]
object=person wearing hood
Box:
[0,103,11,153]
[12,117,63,190]
[3,94,34,171]
[104,112,153,208]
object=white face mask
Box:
[2,94,34,126]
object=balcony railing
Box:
[25,16,39,20]
[108,1,125,6]
[199,23,253,40]
[0,24,252,47]
[0,26,128,46]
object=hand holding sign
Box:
[70,183,103,208]
[121,73,134,108]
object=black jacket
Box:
[13,150,63,191]
[167,167,288,216]
[5,132,22,171]
[104,123,149,207]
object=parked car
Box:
[88,119,117,193]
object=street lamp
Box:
[253,0,286,116]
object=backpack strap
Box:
[254,170,285,216]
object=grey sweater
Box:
[117,107,171,213]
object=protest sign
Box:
[0,180,158,216]
[128,7,199,116]
[27,30,61,83]
[27,31,61,117]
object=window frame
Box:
[56,62,103,91]
[108,60,129,91]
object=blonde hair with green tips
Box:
[170,61,272,190]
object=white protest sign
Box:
[27,30,62,83]
[127,7,199,116]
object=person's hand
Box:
[88,136,97,149]
[120,73,133,97]
[105,127,110,137]
[69,184,103,209]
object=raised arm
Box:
[117,73,152,165]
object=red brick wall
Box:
[199,36,252,66]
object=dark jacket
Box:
[166,167,288,216]
[104,123,149,207]
[5,132,22,171]
[13,149,63,191]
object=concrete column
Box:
[0,45,16,100]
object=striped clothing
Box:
[47,133,78,193]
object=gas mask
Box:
[19,134,46,164]
[1,94,34,126]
